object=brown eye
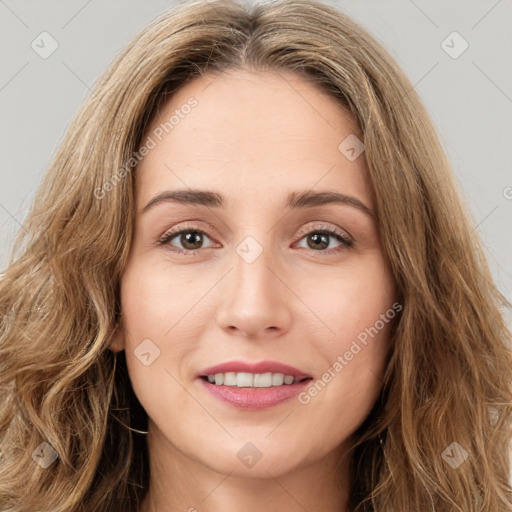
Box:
[295,227,353,253]
[158,228,214,253]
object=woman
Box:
[0,0,510,510]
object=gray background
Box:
[1,0,511,312]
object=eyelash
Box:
[157,223,354,255]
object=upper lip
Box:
[198,360,312,380]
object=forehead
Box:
[136,69,370,208]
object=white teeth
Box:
[253,372,272,387]
[205,371,301,387]
[272,373,284,386]
[236,372,253,387]
[224,372,237,386]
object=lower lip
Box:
[198,377,312,410]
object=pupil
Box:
[182,231,202,249]
[309,233,328,250]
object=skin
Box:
[110,69,396,512]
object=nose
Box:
[216,240,292,339]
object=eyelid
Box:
[294,222,352,241]
[292,223,354,251]
[158,221,354,253]
[157,221,219,246]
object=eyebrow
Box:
[142,189,374,217]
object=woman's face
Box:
[112,69,396,479]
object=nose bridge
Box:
[234,235,276,297]
[216,232,291,336]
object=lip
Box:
[198,377,312,410]
[197,360,312,380]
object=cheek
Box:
[297,252,395,338]
[295,256,395,420]
[119,258,196,342]
[117,255,216,404]
[295,315,393,453]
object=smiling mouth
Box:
[199,372,313,388]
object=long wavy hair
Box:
[1,0,511,510]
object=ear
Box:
[108,322,126,353]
